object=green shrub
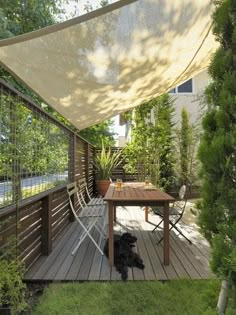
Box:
[0,258,27,314]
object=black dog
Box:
[104,232,145,280]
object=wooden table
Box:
[104,182,175,267]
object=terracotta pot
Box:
[96,179,111,197]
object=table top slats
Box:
[104,183,175,202]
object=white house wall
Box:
[170,70,209,125]
[122,70,209,144]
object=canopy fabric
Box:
[0,0,218,130]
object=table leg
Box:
[145,206,149,222]
[163,201,170,265]
[108,201,114,266]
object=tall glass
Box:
[115,178,122,191]
[145,176,150,186]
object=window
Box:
[178,79,193,93]
[169,88,176,93]
[169,79,193,94]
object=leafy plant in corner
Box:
[94,142,123,180]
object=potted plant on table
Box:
[94,142,123,196]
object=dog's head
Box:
[121,232,137,244]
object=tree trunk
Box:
[217,280,231,315]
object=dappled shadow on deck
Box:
[24,206,213,282]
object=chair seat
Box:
[152,206,180,216]
[80,204,106,217]
[87,197,106,206]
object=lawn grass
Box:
[32,280,227,315]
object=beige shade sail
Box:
[0,0,218,130]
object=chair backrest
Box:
[67,182,79,216]
[178,185,186,200]
[175,184,191,215]
[78,178,92,201]
[67,182,87,218]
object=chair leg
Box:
[156,235,164,245]
[72,219,105,256]
[94,221,107,237]
[72,229,104,256]
[170,223,192,244]
[155,221,192,245]
[152,218,164,232]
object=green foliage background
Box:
[174,107,200,186]
[124,94,175,190]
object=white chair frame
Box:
[67,182,107,256]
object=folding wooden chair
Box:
[78,178,105,206]
[151,184,192,245]
[67,182,107,256]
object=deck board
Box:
[169,233,202,279]
[65,225,92,280]
[129,207,158,280]
[24,206,214,282]
[44,224,80,280]
[31,222,77,280]
[77,228,99,280]
[125,207,145,280]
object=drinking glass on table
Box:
[115,178,122,191]
[145,176,150,186]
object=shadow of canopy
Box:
[0,0,218,130]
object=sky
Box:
[63,0,119,18]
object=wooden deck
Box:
[24,206,213,281]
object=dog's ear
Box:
[121,232,129,240]
[127,235,137,244]
[122,232,136,241]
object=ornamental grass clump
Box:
[94,142,123,180]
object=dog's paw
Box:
[121,272,128,281]
[139,263,145,270]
